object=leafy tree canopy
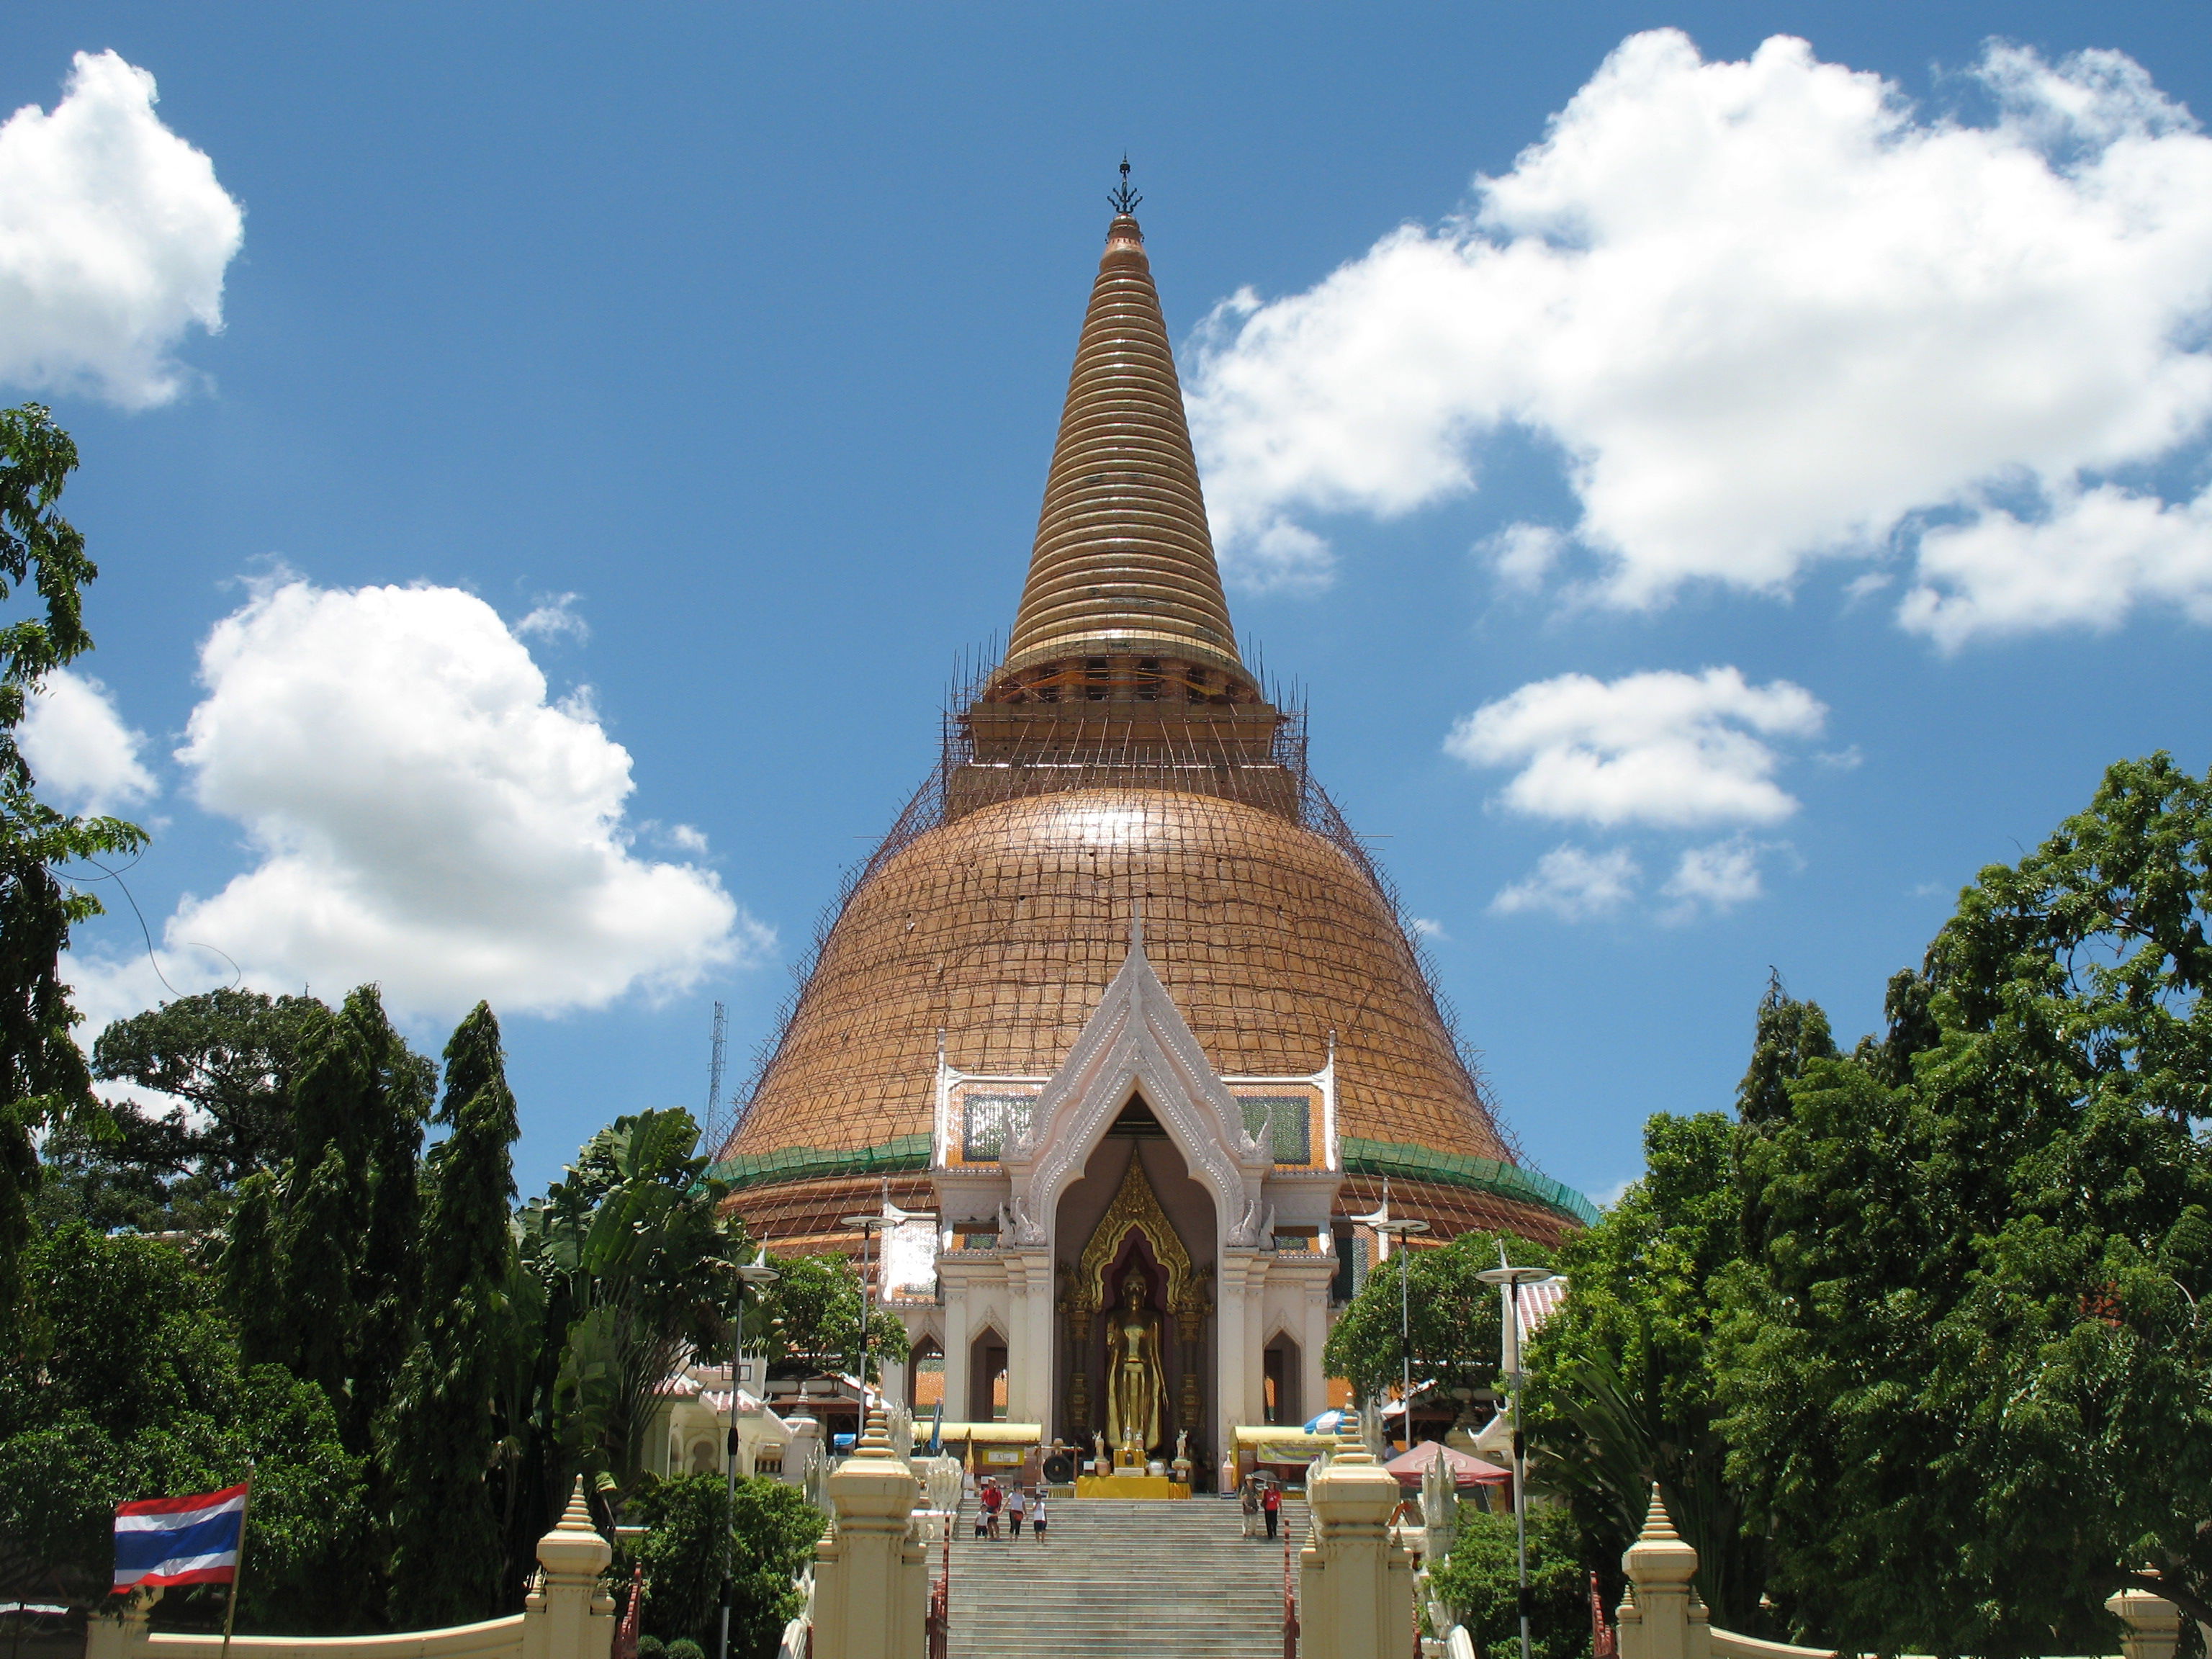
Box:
[1526,1110,1762,1628]
[518,1110,745,1493]
[37,989,323,1235]
[0,1225,367,1629]
[0,404,145,1338]
[1429,1502,1588,1659]
[1323,1228,1551,1413]
[1719,754,2212,1655]
[752,1253,909,1383]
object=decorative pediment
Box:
[1006,929,1274,1244]
[1073,1153,1201,1316]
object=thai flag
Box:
[112,1484,248,1591]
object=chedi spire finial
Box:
[1110,154,1142,216]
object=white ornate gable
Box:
[1002,929,1274,1247]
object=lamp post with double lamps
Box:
[1369,1215,1429,1450]
[719,1252,780,1659]
[838,1213,896,1420]
[1477,1257,1558,1659]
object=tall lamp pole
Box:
[1478,1258,1557,1659]
[839,1213,895,1413]
[1370,1215,1429,1449]
[721,1253,779,1659]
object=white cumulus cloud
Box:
[1900,481,2212,649]
[1446,667,1825,829]
[124,578,765,1021]
[1186,32,2212,637]
[21,668,156,813]
[1491,845,1640,921]
[1661,837,1768,916]
[0,50,244,408]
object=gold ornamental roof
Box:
[728,787,1511,1179]
[1002,214,1243,682]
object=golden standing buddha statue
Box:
[1104,1266,1169,1457]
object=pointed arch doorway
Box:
[1053,1096,1214,1468]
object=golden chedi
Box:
[719,189,1591,1470]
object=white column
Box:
[1003,1250,1056,1426]
[1214,1247,1264,1449]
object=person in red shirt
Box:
[981,1478,1004,1539]
[1262,1480,1282,1540]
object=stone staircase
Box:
[943,1494,1307,1658]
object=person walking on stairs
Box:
[1262,1480,1281,1540]
[1028,1488,1047,1542]
[1007,1485,1027,1537]
[981,1478,1004,1539]
[1239,1478,1260,1539]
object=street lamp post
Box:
[839,1213,895,1409]
[1478,1257,1557,1659]
[721,1253,780,1659]
[1370,1215,1429,1450]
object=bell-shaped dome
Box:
[719,203,1586,1251]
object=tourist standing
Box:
[1007,1485,1027,1537]
[1239,1477,1260,1539]
[1030,1488,1048,1542]
[1262,1480,1281,1540]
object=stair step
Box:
[941,1498,1309,1659]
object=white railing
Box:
[89,1485,615,1659]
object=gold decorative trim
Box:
[1073,1143,1201,1316]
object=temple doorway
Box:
[1052,1097,1216,1470]
[968,1328,1007,1423]
[1262,1334,1301,1426]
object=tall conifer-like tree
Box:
[243,985,430,1451]
[383,1002,520,1627]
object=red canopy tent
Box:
[1381,1440,1509,1489]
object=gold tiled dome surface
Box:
[728,787,1521,1205]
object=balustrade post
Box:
[811,1407,927,1659]
[86,1588,158,1659]
[2106,1587,2185,1659]
[523,1480,616,1659]
[1616,1488,1707,1659]
[1298,1429,1415,1659]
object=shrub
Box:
[727,1480,827,1659]
[1429,1502,1589,1659]
[665,1641,703,1659]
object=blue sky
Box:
[7,4,2210,1205]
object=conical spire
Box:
[1003,211,1244,682]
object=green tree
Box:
[249,986,433,1451]
[382,1002,523,1627]
[724,1478,823,1659]
[1526,1111,1763,1628]
[625,1474,730,1645]
[0,405,146,1340]
[1322,1228,1550,1417]
[42,989,325,1233]
[516,1110,743,1497]
[0,1225,367,1629]
[752,1253,910,1382]
[1719,755,2212,1655]
[1429,1503,1588,1659]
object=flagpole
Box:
[218,1472,253,1659]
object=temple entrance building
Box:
[716,199,1594,1483]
